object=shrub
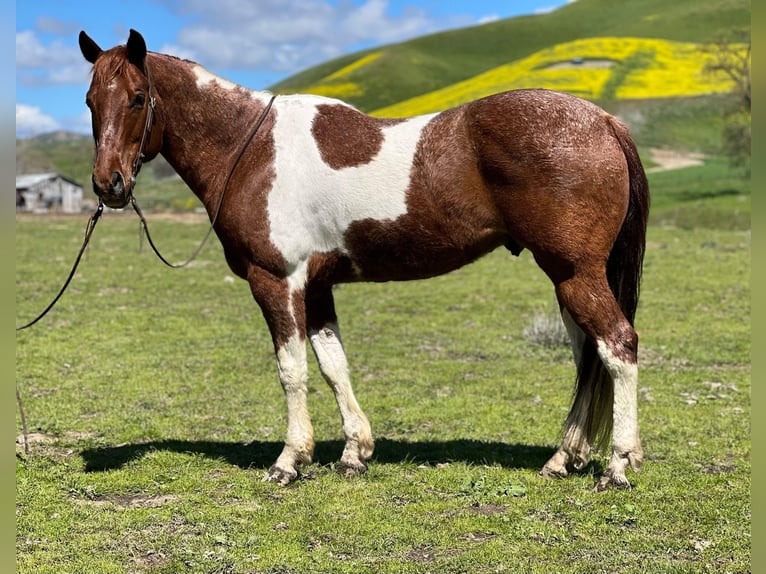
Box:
[523,308,570,348]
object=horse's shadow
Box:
[80,438,566,474]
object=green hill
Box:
[269,0,749,112]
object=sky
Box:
[16,0,571,138]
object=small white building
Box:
[16,173,84,213]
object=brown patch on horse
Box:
[343,106,507,281]
[306,251,356,290]
[312,104,403,169]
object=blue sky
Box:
[16,0,570,138]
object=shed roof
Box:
[16,173,83,190]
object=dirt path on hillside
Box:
[646,147,706,173]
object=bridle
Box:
[17,56,276,329]
[130,60,157,189]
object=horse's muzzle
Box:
[92,171,130,209]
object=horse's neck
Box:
[151,54,272,209]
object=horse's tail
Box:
[575,116,650,452]
[605,116,650,325]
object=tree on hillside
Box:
[703,28,750,172]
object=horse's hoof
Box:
[336,459,368,478]
[263,465,298,485]
[593,472,632,492]
[539,463,568,479]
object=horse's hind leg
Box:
[307,289,374,477]
[544,268,643,490]
[540,308,592,478]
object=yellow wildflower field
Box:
[372,37,745,118]
[302,52,383,100]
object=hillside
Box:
[269,0,749,112]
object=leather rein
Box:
[131,60,277,268]
[16,59,276,330]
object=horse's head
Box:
[79,29,163,209]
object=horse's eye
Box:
[132,93,146,109]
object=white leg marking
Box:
[541,408,592,479]
[266,333,314,484]
[309,323,373,476]
[595,339,642,490]
[596,340,640,455]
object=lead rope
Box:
[15,200,104,456]
[16,201,105,332]
[131,94,276,268]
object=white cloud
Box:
[478,14,500,25]
[35,16,80,36]
[158,0,442,73]
[16,30,79,69]
[16,104,60,137]
[67,110,95,135]
[536,0,576,13]
[16,30,91,86]
[16,1,494,88]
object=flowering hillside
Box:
[370,37,746,118]
[301,52,383,100]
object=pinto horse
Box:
[79,29,649,491]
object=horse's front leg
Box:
[268,331,314,484]
[248,267,314,485]
[307,289,373,477]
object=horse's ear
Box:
[126,29,147,71]
[79,31,102,64]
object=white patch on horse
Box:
[596,339,639,452]
[267,97,435,265]
[276,333,308,393]
[192,65,239,91]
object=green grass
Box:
[15,164,750,573]
[619,95,740,156]
[647,158,750,229]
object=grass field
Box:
[15,159,750,573]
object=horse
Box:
[78,29,649,491]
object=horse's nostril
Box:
[111,172,123,188]
[91,175,102,197]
